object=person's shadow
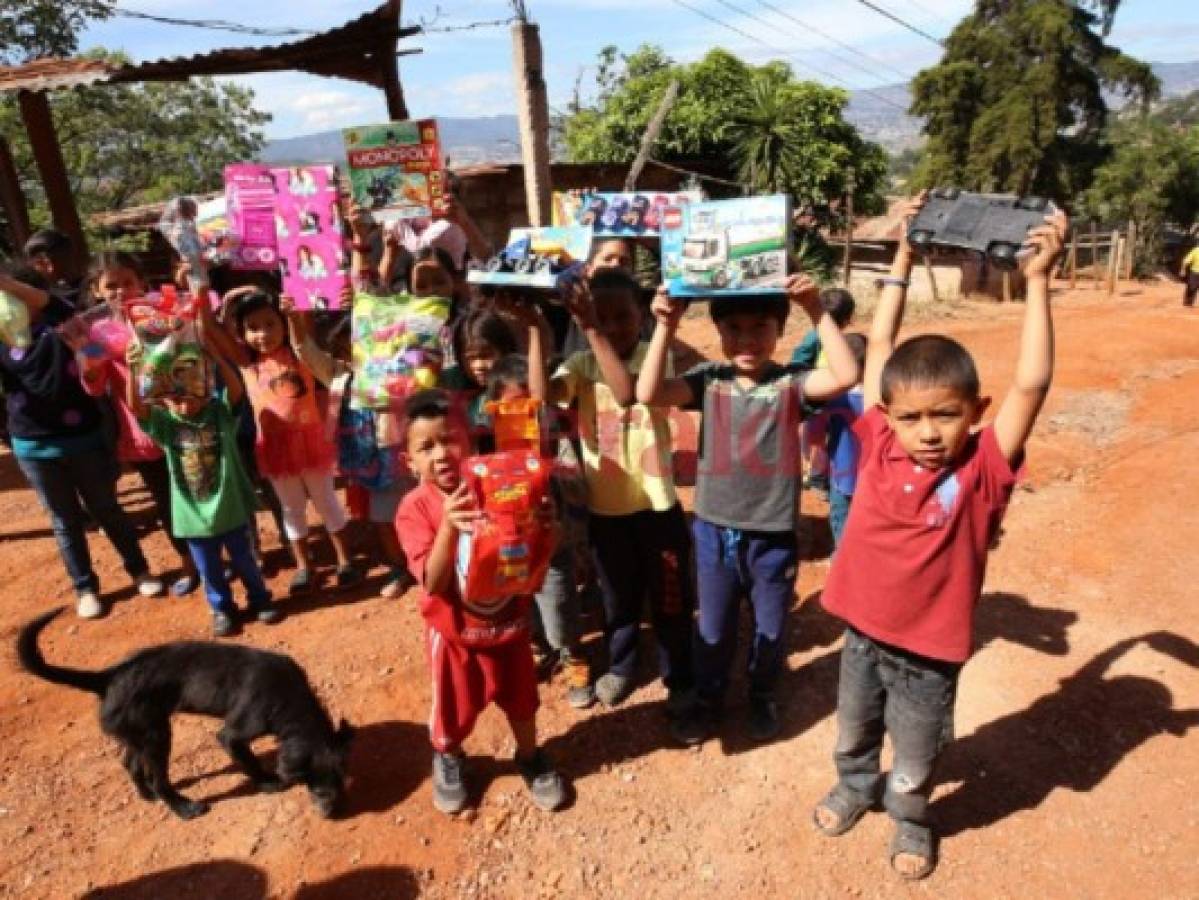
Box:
[934,630,1199,837]
[80,860,420,899]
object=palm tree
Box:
[726,71,802,195]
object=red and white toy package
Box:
[455,451,553,614]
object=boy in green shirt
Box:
[128,331,278,637]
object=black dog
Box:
[18,608,353,820]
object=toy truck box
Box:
[661,195,790,298]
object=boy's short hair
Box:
[23,229,72,260]
[588,268,642,308]
[820,288,856,327]
[485,354,529,401]
[880,334,980,404]
[710,295,789,328]
[402,388,453,443]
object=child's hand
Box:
[562,279,598,328]
[509,299,546,331]
[650,285,686,330]
[125,342,143,368]
[443,482,482,534]
[1021,210,1070,278]
[339,283,354,309]
[785,273,821,319]
[895,190,929,256]
[279,295,298,318]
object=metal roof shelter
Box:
[0,1,421,265]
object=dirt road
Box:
[1,280,1197,899]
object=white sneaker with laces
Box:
[135,575,165,598]
[76,591,103,619]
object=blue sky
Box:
[79,0,1199,139]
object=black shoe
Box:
[748,696,781,742]
[516,749,567,812]
[249,599,282,624]
[211,608,238,638]
[595,672,636,708]
[335,564,363,590]
[431,751,469,815]
[670,702,716,747]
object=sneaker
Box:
[288,569,314,596]
[249,599,282,624]
[335,564,363,590]
[378,567,413,599]
[594,672,635,708]
[76,590,103,620]
[748,696,781,743]
[563,654,595,710]
[211,608,238,638]
[171,574,199,597]
[670,702,716,747]
[135,574,165,598]
[516,750,567,812]
[431,751,469,815]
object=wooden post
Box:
[1068,228,1078,289]
[17,90,88,271]
[1123,220,1136,280]
[0,135,31,253]
[1002,271,1012,303]
[842,169,855,287]
[922,256,940,302]
[1090,220,1100,288]
[625,80,679,191]
[511,17,553,226]
[1107,232,1122,296]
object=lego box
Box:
[661,195,791,298]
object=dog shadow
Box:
[341,719,430,816]
[80,860,420,900]
[933,630,1199,837]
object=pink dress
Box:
[79,357,162,463]
[241,347,335,479]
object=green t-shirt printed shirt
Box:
[143,400,259,539]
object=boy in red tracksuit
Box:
[395,389,568,815]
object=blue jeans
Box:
[17,451,150,595]
[833,628,960,827]
[829,486,853,549]
[185,526,271,613]
[692,518,798,703]
[590,504,695,692]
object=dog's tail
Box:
[17,608,111,696]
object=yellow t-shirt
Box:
[1183,247,1199,275]
[551,343,677,516]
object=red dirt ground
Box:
[1,280,1197,899]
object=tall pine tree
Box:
[910,0,1158,202]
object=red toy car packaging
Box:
[486,395,543,453]
[455,451,553,616]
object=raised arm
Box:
[520,303,550,403]
[563,279,635,407]
[635,287,695,408]
[193,275,249,368]
[787,274,859,401]
[445,193,492,264]
[124,342,148,422]
[0,271,50,314]
[424,483,481,597]
[199,320,244,407]
[992,210,1068,465]
[863,193,926,409]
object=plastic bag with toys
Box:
[349,290,450,410]
[125,287,212,402]
[0,290,31,349]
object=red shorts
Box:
[425,626,540,753]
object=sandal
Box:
[812,784,873,837]
[889,821,937,881]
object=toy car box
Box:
[907,188,1055,270]
[467,226,591,291]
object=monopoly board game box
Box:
[342,119,448,223]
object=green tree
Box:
[1082,119,1199,274]
[561,46,887,218]
[1,0,114,64]
[910,0,1158,202]
[1,51,269,248]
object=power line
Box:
[753,0,916,83]
[668,0,909,112]
[849,0,944,46]
[113,8,316,37]
[420,16,514,33]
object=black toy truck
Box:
[907,188,1055,270]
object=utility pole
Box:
[510,1,553,225]
[842,169,855,287]
[625,80,679,191]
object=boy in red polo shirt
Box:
[813,196,1069,880]
[395,389,568,815]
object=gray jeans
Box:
[833,627,960,826]
[532,544,579,654]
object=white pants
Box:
[269,471,348,541]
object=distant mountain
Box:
[260,62,1199,164]
[259,116,522,166]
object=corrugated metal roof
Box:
[0,3,420,95]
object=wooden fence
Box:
[1064,221,1136,296]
